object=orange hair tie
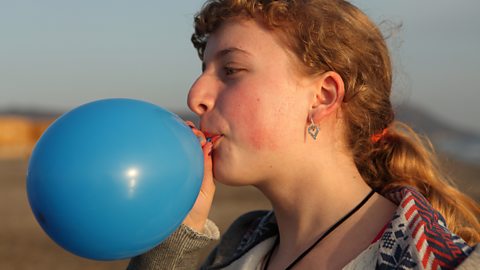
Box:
[371,128,388,143]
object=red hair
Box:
[191,0,480,245]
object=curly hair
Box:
[191,0,480,245]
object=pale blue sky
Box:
[1,0,480,133]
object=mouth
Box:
[204,132,223,146]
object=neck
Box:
[256,153,372,251]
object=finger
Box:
[200,142,215,196]
[194,129,207,146]
[185,121,207,145]
[185,120,196,129]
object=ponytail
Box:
[361,121,480,245]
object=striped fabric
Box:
[376,187,473,269]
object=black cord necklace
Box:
[263,189,375,270]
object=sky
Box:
[1,0,480,133]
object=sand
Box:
[0,158,477,269]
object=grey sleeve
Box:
[127,219,220,270]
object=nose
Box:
[187,74,216,116]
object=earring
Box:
[307,116,320,140]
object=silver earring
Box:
[307,116,319,140]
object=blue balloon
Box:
[26,98,203,260]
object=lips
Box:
[207,134,223,144]
[203,132,223,145]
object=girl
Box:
[129,0,479,269]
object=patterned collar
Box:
[216,187,474,269]
[376,187,473,269]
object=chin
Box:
[213,167,252,186]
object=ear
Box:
[309,71,345,122]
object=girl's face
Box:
[188,18,314,185]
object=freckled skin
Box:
[231,97,275,151]
[188,19,312,185]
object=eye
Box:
[224,66,242,76]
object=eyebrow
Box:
[202,47,251,71]
[217,47,251,57]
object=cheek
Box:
[226,95,282,151]
[245,122,272,150]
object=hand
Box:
[182,121,216,232]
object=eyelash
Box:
[201,63,244,77]
[224,66,237,76]
[224,66,244,77]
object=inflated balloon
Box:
[26,98,203,260]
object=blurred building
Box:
[0,117,54,160]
